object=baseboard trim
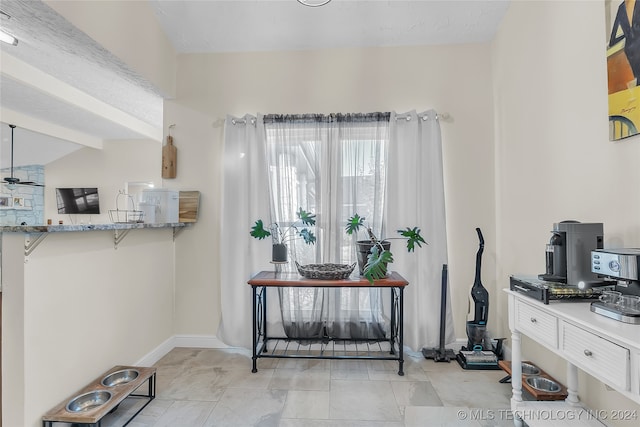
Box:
[173,334,230,349]
[135,335,230,366]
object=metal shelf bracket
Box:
[25,233,47,257]
[114,229,131,249]
[173,226,186,240]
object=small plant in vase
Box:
[250,208,316,263]
[345,213,426,283]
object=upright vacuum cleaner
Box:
[456,228,503,370]
[422,264,456,362]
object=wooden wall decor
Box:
[162,125,177,178]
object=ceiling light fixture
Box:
[0,10,18,46]
[297,0,332,7]
[0,29,18,46]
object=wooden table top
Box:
[248,271,408,287]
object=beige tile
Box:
[331,359,370,371]
[282,390,330,419]
[368,365,429,381]
[330,368,370,380]
[428,369,512,408]
[276,358,331,370]
[280,420,404,427]
[404,406,483,427]
[203,388,286,427]
[158,366,226,401]
[150,400,215,427]
[268,368,331,391]
[128,348,520,427]
[329,379,402,422]
[390,380,443,407]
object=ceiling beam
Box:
[0,108,103,150]
[0,53,162,142]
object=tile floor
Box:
[99,347,516,427]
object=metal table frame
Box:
[248,271,408,376]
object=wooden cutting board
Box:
[179,191,200,222]
[162,135,177,178]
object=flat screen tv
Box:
[56,188,100,214]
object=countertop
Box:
[0,222,187,233]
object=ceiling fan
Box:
[3,124,45,189]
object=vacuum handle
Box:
[474,227,484,288]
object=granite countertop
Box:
[0,222,187,233]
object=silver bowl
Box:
[65,390,112,412]
[101,369,139,387]
[525,376,561,393]
[521,362,541,376]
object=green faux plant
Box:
[250,208,317,258]
[346,213,426,283]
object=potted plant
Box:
[345,213,426,283]
[250,208,316,262]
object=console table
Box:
[506,289,640,426]
[247,271,409,375]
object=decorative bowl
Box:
[296,262,356,280]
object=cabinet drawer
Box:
[561,322,630,391]
[515,300,558,349]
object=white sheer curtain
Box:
[218,110,451,351]
[388,110,453,351]
[218,114,273,348]
[263,113,389,340]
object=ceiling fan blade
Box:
[20,181,45,187]
[3,177,45,187]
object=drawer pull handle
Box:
[530,317,537,323]
[584,350,593,357]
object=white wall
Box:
[2,229,176,427]
[492,0,640,422]
[44,139,165,224]
[166,44,497,343]
[2,139,178,427]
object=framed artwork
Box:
[606,0,640,140]
[0,195,10,208]
[13,197,24,208]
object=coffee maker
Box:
[538,220,604,288]
[590,248,640,324]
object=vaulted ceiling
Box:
[0,0,509,168]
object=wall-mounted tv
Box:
[56,188,100,214]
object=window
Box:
[264,113,390,340]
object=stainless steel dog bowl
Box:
[65,390,112,412]
[521,362,541,376]
[525,376,561,393]
[101,369,139,387]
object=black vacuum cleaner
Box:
[456,228,504,370]
[422,264,456,362]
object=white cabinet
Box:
[506,289,640,427]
